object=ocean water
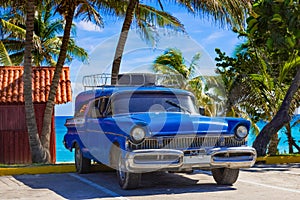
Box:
[55,115,300,163]
[55,116,74,162]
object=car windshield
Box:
[111,92,199,115]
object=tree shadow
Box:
[13,170,236,199]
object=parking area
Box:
[1,164,300,200]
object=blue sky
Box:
[55,4,244,116]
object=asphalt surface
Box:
[1,163,300,200]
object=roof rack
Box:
[82,73,184,90]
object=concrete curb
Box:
[1,156,300,176]
[0,164,76,176]
[0,163,113,176]
[256,155,300,164]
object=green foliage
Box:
[135,4,185,46]
[215,0,300,138]
[0,40,12,66]
[0,2,88,66]
[153,48,224,116]
[247,0,300,61]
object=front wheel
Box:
[211,168,239,185]
[74,143,91,174]
[116,151,141,189]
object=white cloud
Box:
[77,21,103,32]
[202,31,225,45]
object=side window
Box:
[74,103,88,118]
[87,99,101,118]
[105,98,112,116]
[99,97,109,115]
[87,97,110,118]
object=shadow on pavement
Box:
[14,170,236,199]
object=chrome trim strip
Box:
[124,146,257,172]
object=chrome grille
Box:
[129,136,245,150]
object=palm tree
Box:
[1,0,102,163]
[23,0,48,163]
[217,48,300,155]
[110,0,251,84]
[0,4,88,66]
[0,0,47,163]
[153,48,218,116]
[243,0,300,156]
[110,0,185,84]
[40,0,103,162]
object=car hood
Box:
[114,112,234,136]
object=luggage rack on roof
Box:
[82,73,184,90]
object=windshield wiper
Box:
[165,100,191,114]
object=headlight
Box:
[130,126,146,143]
[235,125,248,140]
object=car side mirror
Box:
[199,107,205,115]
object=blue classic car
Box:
[64,73,256,189]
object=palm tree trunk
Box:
[40,3,76,160]
[253,65,300,156]
[24,0,47,163]
[285,123,294,153]
[285,123,300,153]
[267,133,279,155]
[111,0,138,85]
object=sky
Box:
[55,3,244,116]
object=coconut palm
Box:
[0,0,103,163]
[110,0,251,84]
[153,48,219,116]
[23,0,48,163]
[0,0,48,163]
[245,0,300,156]
[110,0,185,84]
[40,0,103,162]
[0,3,88,66]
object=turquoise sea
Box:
[55,115,300,163]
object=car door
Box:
[85,97,111,165]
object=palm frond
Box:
[136,4,185,32]
[279,56,300,84]
[153,63,180,75]
[9,51,24,65]
[75,0,104,27]
[0,19,26,39]
[0,40,12,65]
[2,39,24,52]
[189,0,251,30]
[66,38,89,64]
[188,52,201,78]
[43,19,65,39]
[136,20,157,46]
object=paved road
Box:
[1,164,300,200]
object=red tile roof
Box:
[0,66,72,104]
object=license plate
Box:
[183,155,210,164]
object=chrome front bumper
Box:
[125,146,257,172]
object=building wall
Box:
[0,103,56,164]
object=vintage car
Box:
[64,73,257,189]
